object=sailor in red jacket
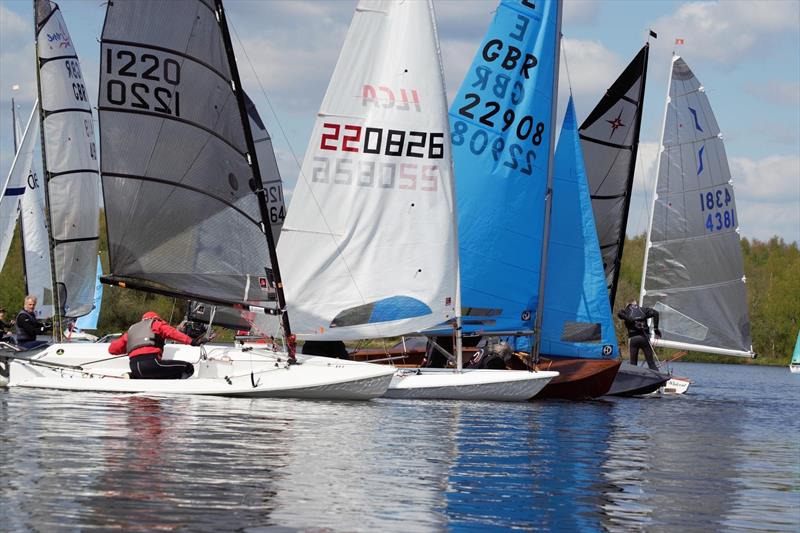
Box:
[109,311,201,379]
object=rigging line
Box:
[229,19,387,340]
[561,34,573,95]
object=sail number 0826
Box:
[105,49,181,117]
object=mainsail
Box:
[641,56,753,357]
[244,93,285,242]
[539,98,618,358]
[580,44,649,308]
[450,0,560,335]
[98,0,281,314]
[0,106,38,272]
[74,256,103,331]
[35,0,100,318]
[277,0,458,340]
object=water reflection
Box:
[1,363,797,532]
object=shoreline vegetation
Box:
[1,216,796,366]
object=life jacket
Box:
[126,318,165,352]
[623,304,649,335]
[15,310,39,342]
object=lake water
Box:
[1,361,798,532]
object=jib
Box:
[482,39,538,79]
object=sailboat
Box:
[580,43,671,396]
[67,255,103,341]
[790,331,800,373]
[276,0,556,401]
[640,55,755,361]
[6,0,395,399]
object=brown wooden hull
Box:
[531,357,621,399]
[349,347,620,400]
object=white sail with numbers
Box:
[641,56,754,358]
[35,0,101,318]
[277,0,458,340]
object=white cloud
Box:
[559,38,622,101]
[731,155,800,205]
[0,5,37,103]
[649,0,799,64]
[745,81,800,108]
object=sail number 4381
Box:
[700,187,736,232]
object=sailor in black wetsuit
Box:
[617,300,661,371]
[15,295,51,350]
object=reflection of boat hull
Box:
[606,363,670,396]
[385,368,559,401]
[532,357,621,399]
[5,343,394,400]
[790,365,800,374]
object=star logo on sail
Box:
[606,108,625,139]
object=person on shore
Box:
[109,311,204,379]
[15,296,51,350]
[617,300,661,371]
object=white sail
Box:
[35,0,100,318]
[0,106,38,272]
[277,0,458,340]
[641,56,753,357]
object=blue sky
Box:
[1,0,798,242]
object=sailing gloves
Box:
[191,337,208,347]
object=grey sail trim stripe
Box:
[48,168,101,179]
[38,54,78,66]
[645,278,745,295]
[650,230,739,247]
[97,106,246,157]
[578,134,632,151]
[665,134,724,147]
[620,94,638,105]
[102,38,230,84]
[102,171,262,228]
[43,108,92,117]
[591,193,626,200]
[54,236,100,245]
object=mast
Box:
[639,54,675,307]
[608,43,649,309]
[32,1,63,340]
[531,0,563,363]
[11,96,18,152]
[214,0,293,348]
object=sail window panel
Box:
[52,239,98,317]
[560,322,602,343]
[101,0,229,82]
[644,281,751,352]
[645,234,744,290]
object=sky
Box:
[1,0,798,244]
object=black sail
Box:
[98,0,277,309]
[580,44,649,308]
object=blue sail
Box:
[538,98,618,358]
[450,0,559,333]
[74,256,103,331]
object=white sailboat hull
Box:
[662,376,691,394]
[789,364,800,374]
[5,343,394,400]
[383,369,559,402]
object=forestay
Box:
[35,0,100,317]
[641,56,752,354]
[0,107,38,272]
[450,0,559,334]
[539,98,618,359]
[580,45,648,309]
[98,0,277,309]
[277,0,458,340]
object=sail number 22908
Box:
[104,49,181,117]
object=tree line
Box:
[1,223,797,364]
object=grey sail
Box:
[580,44,648,308]
[244,92,285,242]
[98,0,279,311]
[35,0,101,318]
[641,56,753,356]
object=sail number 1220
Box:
[105,49,181,117]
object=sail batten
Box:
[641,56,752,356]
